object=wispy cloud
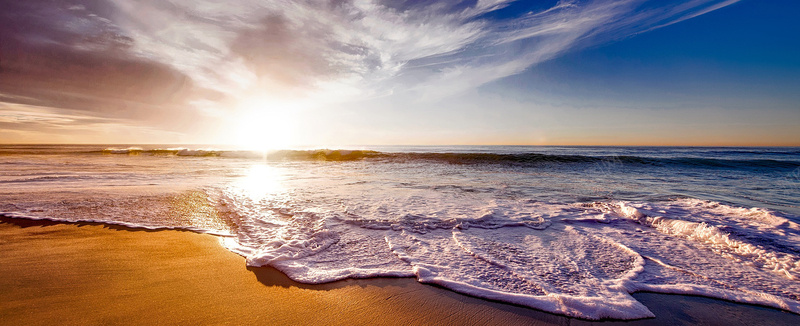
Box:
[635,0,742,34]
[393,0,743,100]
[0,0,742,141]
[0,102,184,143]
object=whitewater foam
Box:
[213,182,800,319]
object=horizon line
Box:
[1,143,799,148]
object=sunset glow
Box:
[233,97,300,150]
[0,1,797,145]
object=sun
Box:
[234,97,298,151]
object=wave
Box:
[101,147,234,157]
[266,150,800,171]
[101,148,800,168]
[2,146,798,170]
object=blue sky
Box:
[498,0,799,105]
[0,0,797,146]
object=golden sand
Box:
[2,217,798,325]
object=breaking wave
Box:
[1,146,796,171]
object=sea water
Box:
[1,145,799,320]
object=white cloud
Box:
[0,0,743,142]
[56,0,737,106]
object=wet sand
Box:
[2,216,799,325]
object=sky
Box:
[0,0,798,147]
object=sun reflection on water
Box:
[232,164,287,200]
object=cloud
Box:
[393,0,743,100]
[0,101,185,143]
[0,0,742,142]
[0,1,197,123]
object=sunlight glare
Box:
[233,164,286,201]
[234,96,299,151]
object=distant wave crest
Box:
[1,147,793,170]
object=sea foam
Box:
[215,182,800,319]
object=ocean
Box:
[1,144,799,319]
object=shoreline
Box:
[2,216,799,325]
